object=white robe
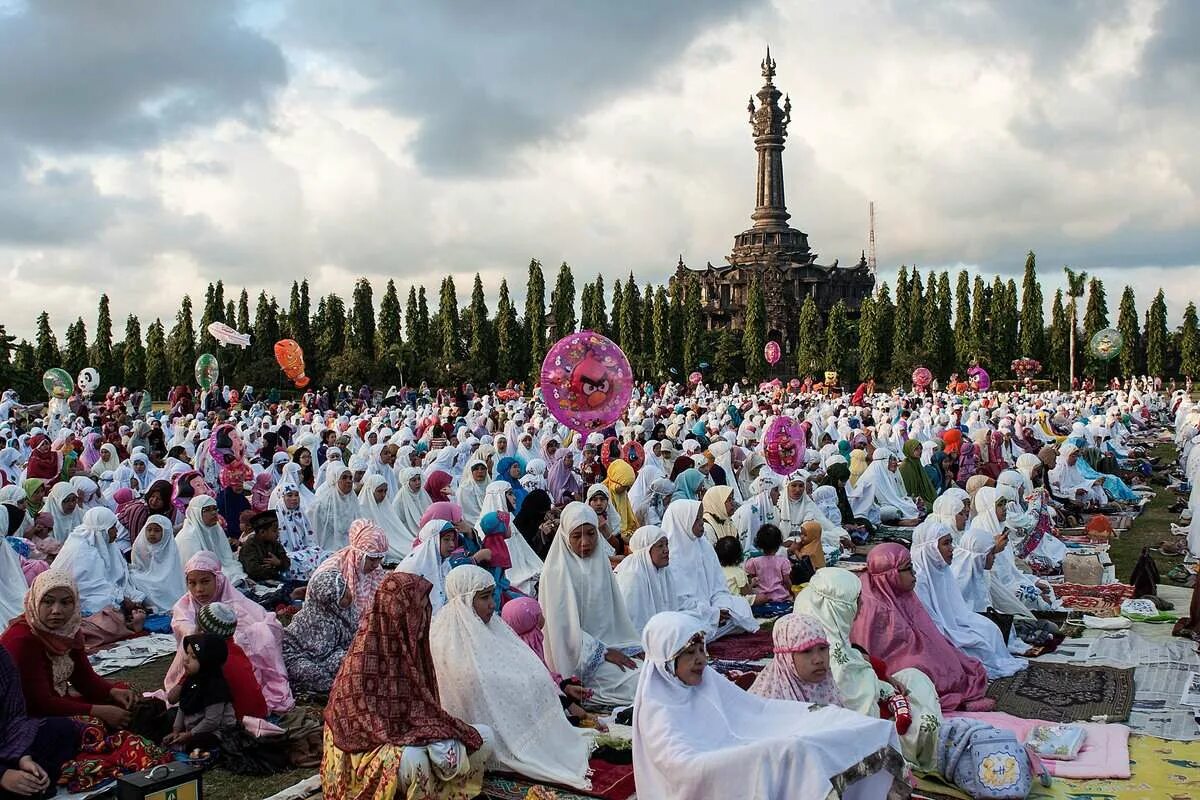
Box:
[128,515,186,613]
[175,496,247,584]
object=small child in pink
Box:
[744,524,792,603]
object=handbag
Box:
[937,718,1048,799]
[1128,546,1161,598]
[1063,552,1104,585]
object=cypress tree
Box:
[1145,289,1168,377]
[620,274,641,366]
[377,280,403,353]
[63,318,88,375]
[891,267,911,375]
[237,290,251,337]
[653,286,671,380]
[795,296,822,376]
[593,275,609,335]
[297,281,312,360]
[13,341,37,394]
[168,295,196,386]
[91,294,114,382]
[467,273,492,383]
[669,279,685,375]
[34,311,60,373]
[438,276,462,371]
[579,283,595,332]
[683,277,703,373]
[1018,251,1044,360]
[495,280,521,382]
[405,287,420,342]
[641,285,655,378]
[857,295,880,381]
[1180,302,1200,379]
[970,275,991,369]
[989,277,1016,371]
[825,299,852,384]
[742,274,768,381]
[122,314,146,388]
[316,294,348,374]
[1048,289,1069,381]
[1082,277,1110,376]
[953,271,972,370]
[350,278,376,364]
[198,282,223,353]
[936,272,954,373]
[713,330,740,384]
[1116,286,1142,377]
[524,260,546,381]
[875,283,895,377]
[906,270,925,353]
[145,320,168,397]
[551,262,576,339]
[610,279,624,349]
[920,291,945,377]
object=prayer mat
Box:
[484,759,635,800]
[986,662,1134,722]
[705,628,774,661]
[751,600,793,618]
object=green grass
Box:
[1106,440,1185,577]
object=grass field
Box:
[101,438,1190,799]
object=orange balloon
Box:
[273,339,309,388]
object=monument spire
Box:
[746,46,791,230]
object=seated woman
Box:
[321,572,492,800]
[477,485,543,595]
[633,611,908,800]
[313,519,388,623]
[166,552,293,714]
[50,508,148,650]
[1,643,82,798]
[909,520,1027,679]
[899,438,938,510]
[1049,443,1107,508]
[431,565,591,790]
[45,481,83,544]
[796,567,954,770]
[701,485,739,545]
[271,482,329,581]
[128,515,185,615]
[116,479,174,550]
[357,474,414,562]
[615,525,708,633]
[749,612,845,704]
[390,467,431,551]
[307,463,359,552]
[538,502,641,706]
[282,570,354,697]
[848,449,921,526]
[1,571,134,729]
[660,500,757,642]
[962,487,1058,615]
[396,519,464,615]
[175,496,246,585]
[853,544,992,710]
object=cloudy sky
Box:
[2,0,1197,339]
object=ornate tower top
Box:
[745,46,792,231]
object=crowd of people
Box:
[0,373,1185,799]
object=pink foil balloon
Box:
[540,330,633,434]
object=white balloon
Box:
[78,367,100,394]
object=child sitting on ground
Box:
[165,634,236,750]
[744,524,793,604]
[714,537,767,605]
[238,510,290,583]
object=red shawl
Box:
[324,572,482,753]
[25,435,61,483]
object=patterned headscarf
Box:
[749,612,844,706]
[324,572,483,753]
[22,569,83,696]
[314,518,388,620]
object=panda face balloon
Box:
[77,367,100,395]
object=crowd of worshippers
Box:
[0,376,1174,799]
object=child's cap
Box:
[198,601,238,638]
[249,510,279,531]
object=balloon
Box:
[966,365,991,391]
[1089,328,1123,361]
[763,415,807,476]
[699,362,711,370]
[600,436,645,473]
[496,389,520,401]
[823,371,838,386]
[274,339,310,388]
[788,378,802,389]
[207,322,251,349]
[540,330,633,434]
[194,353,219,391]
[688,371,703,385]
[764,340,781,365]
[77,367,100,395]
[911,367,932,389]
[42,368,74,399]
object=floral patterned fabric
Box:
[58,717,171,792]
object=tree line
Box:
[1,252,1197,399]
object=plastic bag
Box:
[1024,724,1086,760]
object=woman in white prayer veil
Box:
[615,525,706,634]
[910,519,1026,679]
[538,502,641,706]
[357,473,415,561]
[632,611,908,800]
[776,470,849,551]
[0,505,29,622]
[1048,442,1106,506]
[391,466,430,542]
[956,487,1055,616]
[847,448,920,523]
[430,565,592,791]
[90,443,121,477]
[706,440,743,503]
[268,462,314,513]
[45,480,84,543]
[128,514,186,612]
[175,495,247,584]
[456,458,490,526]
[660,500,756,642]
[732,473,781,552]
[478,480,543,595]
[929,489,970,544]
[396,518,459,615]
[307,462,359,551]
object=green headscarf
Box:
[898,438,937,506]
[22,478,46,513]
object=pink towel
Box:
[947,711,1131,779]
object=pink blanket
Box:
[947,711,1131,779]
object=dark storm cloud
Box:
[0,0,286,151]
[283,0,765,175]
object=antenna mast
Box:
[867,201,877,273]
